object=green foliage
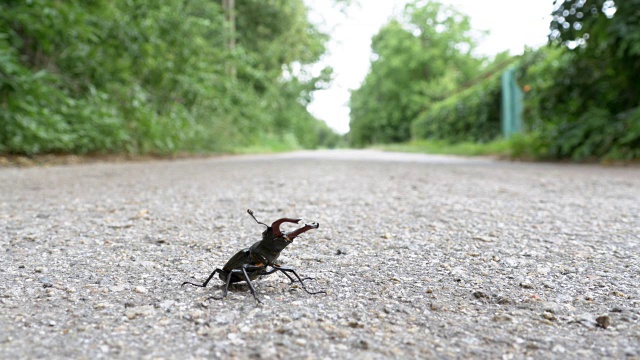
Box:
[349,0,485,147]
[235,0,328,77]
[0,0,338,155]
[0,29,128,154]
[513,104,640,161]
[511,0,640,160]
[348,0,639,161]
[375,138,512,157]
[411,71,502,143]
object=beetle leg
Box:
[270,264,314,283]
[181,268,227,288]
[280,271,298,284]
[222,271,233,298]
[265,267,297,283]
[274,266,326,295]
[259,266,297,283]
[258,267,291,281]
[205,271,234,301]
[240,266,262,303]
[259,267,276,275]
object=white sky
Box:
[304,0,555,134]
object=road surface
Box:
[1,150,639,358]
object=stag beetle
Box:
[181,209,325,303]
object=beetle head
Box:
[247,209,319,243]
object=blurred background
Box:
[1,0,638,161]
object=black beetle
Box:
[181,209,325,303]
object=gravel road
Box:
[1,150,639,359]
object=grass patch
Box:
[230,134,303,154]
[373,139,512,157]
[231,144,300,155]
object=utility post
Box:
[501,67,523,138]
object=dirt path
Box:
[1,150,639,358]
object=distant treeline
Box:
[0,0,341,155]
[350,0,640,161]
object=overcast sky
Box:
[304,0,555,134]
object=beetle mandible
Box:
[181,209,325,303]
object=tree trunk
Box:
[222,0,236,76]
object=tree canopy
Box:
[548,0,640,112]
[349,0,485,146]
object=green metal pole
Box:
[501,67,523,138]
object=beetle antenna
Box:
[247,209,268,228]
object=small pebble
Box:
[542,312,556,321]
[520,282,534,289]
[472,291,487,299]
[596,315,611,329]
[493,314,513,322]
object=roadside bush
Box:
[411,72,502,143]
[0,0,337,155]
[516,45,640,161]
[512,0,640,161]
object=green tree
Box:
[550,0,640,112]
[518,0,640,160]
[349,0,484,146]
[0,0,337,155]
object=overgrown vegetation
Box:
[351,0,640,161]
[3,0,637,161]
[411,70,502,143]
[0,0,341,155]
[516,0,640,160]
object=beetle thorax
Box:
[249,237,292,265]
